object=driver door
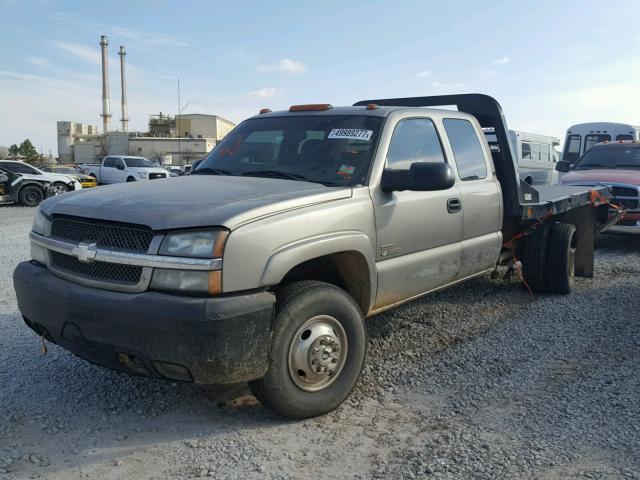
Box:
[372,117,463,310]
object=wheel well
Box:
[127,176,136,181]
[525,176,533,185]
[279,252,371,315]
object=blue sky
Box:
[1,0,639,155]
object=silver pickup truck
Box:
[13,94,615,419]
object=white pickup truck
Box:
[81,155,169,184]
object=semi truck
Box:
[14,94,617,419]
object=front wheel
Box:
[18,185,44,207]
[52,182,69,195]
[126,176,136,182]
[249,281,366,419]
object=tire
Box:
[547,223,577,294]
[249,280,366,419]
[522,222,552,293]
[18,185,44,207]
[52,182,69,195]
[126,176,136,182]
[525,177,533,185]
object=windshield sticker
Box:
[338,164,355,175]
[328,129,373,141]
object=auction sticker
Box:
[328,129,373,141]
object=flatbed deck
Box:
[519,184,610,220]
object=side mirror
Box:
[116,164,125,171]
[555,160,572,173]
[381,162,455,192]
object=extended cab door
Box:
[100,157,116,183]
[372,116,463,310]
[113,158,127,182]
[441,117,502,278]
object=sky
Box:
[1,0,639,156]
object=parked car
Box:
[80,156,169,184]
[558,140,640,226]
[164,166,182,177]
[0,160,81,194]
[562,122,640,164]
[0,167,56,206]
[14,94,612,419]
[41,165,98,188]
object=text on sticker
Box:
[328,129,373,141]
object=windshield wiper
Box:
[242,170,311,182]
[191,167,232,175]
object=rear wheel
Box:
[547,223,577,294]
[249,280,366,419]
[18,185,44,207]
[522,222,552,293]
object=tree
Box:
[8,144,19,159]
[18,139,39,162]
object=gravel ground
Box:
[1,206,638,479]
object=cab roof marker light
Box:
[259,108,272,114]
[366,103,379,110]
[288,104,333,112]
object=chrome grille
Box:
[51,217,153,252]
[50,251,143,284]
[610,186,638,197]
[149,173,167,180]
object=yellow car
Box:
[41,165,98,188]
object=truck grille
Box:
[51,217,153,252]
[565,183,640,211]
[51,251,143,284]
[149,173,167,180]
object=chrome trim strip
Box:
[30,231,222,271]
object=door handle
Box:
[447,198,462,213]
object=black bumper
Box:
[13,261,274,384]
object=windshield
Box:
[195,115,383,186]
[574,145,640,170]
[124,157,155,168]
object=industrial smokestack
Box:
[118,46,129,132]
[99,35,112,133]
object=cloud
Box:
[53,40,100,65]
[256,58,307,74]
[25,56,52,68]
[246,87,284,99]
[416,70,431,78]
[431,81,466,90]
[494,57,510,65]
[110,26,190,48]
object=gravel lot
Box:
[1,206,638,479]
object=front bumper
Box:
[13,261,274,384]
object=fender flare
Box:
[259,231,377,310]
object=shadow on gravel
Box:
[596,228,640,252]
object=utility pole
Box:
[177,78,181,166]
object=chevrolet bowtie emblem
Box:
[72,242,97,263]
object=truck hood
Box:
[561,169,640,185]
[40,175,352,230]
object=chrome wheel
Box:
[288,315,348,392]
[52,183,68,195]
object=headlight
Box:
[32,209,52,236]
[150,269,221,294]
[159,230,228,258]
[138,171,148,178]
